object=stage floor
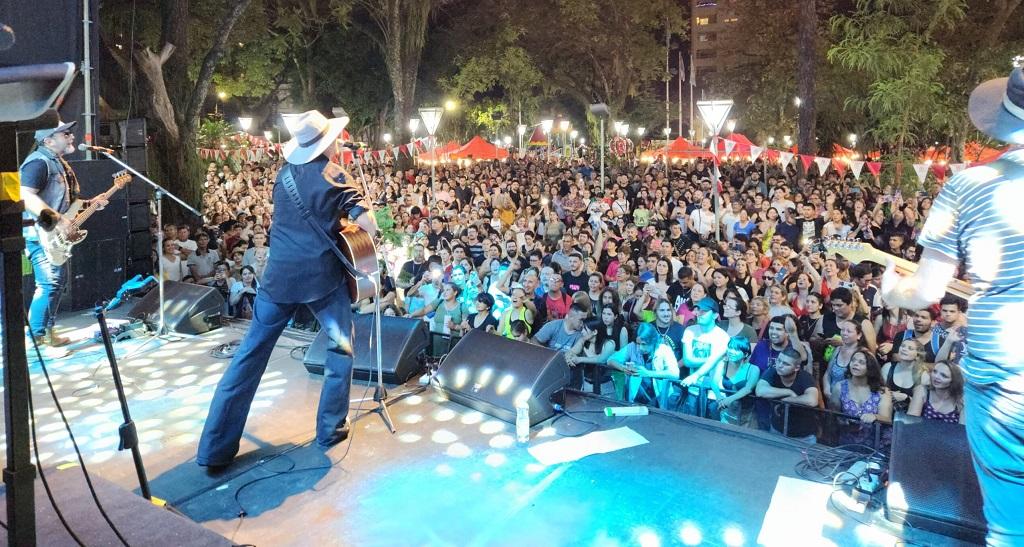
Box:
[1,311,974,546]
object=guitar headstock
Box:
[819,237,887,265]
[112,170,132,189]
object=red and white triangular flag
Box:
[723,139,737,157]
[949,163,967,175]
[913,163,930,184]
[849,160,865,179]
[813,156,831,175]
[866,162,883,177]
[749,145,764,162]
[778,151,794,167]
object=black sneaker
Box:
[316,421,350,448]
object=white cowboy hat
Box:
[281,110,349,165]
[968,67,1024,145]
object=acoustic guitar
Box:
[821,238,974,300]
[322,161,379,301]
[38,170,132,265]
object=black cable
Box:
[25,342,86,546]
[26,316,131,546]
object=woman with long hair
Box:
[748,296,771,339]
[712,336,761,427]
[907,361,965,424]
[733,258,757,301]
[830,349,892,445]
[880,338,924,414]
[823,320,866,403]
[229,265,260,320]
[574,305,630,394]
[788,272,815,318]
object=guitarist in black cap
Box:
[20,120,107,354]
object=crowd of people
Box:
[165,148,969,448]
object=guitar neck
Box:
[70,183,120,230]
[826,241,975,300]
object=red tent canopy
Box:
[964,141,1010,164]
[417,140,461,163]
[449,136,510,161]
[641,137,713,162]
[527,126,548,147]
[716,133,754,157]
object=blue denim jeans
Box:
[964,381,1024,546]
[197,286,355,466]
[26,239,67,337]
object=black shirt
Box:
[562,271,588,294]
[762,368,818,437]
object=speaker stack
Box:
[435,330,570,426]
[303,314,429,384]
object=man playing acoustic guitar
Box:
[198,110,378,471]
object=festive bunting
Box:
[723,139,737,158]
[832,159,847,177]
[778,151,794,167]
[912,163,929,184]
[930,163,947,181]
[849,160,865,179]
[866,162,883,177]
[950,163,967,175]
[813,156,831,175]
[749,145,764,162]
[799,154,815,171]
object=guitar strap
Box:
[280,165,368,280]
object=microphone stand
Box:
[96,150,201,336]
[349,156,395,433]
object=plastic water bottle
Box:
[515,402,530,444]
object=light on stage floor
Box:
[723,526,745,546]
[679,523,702,545]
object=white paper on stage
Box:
[528,426,648,465]
[758,476,854,547]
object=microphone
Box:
[78,143,116,154]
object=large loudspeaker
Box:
[435,330,570,425]
[303,314,429,384]
[67,159,130,241]
[127,281,224,335]
[885,419,986,544]
[65,238,125,311]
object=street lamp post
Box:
[517,124,527,151]
[541,119,554,160]
[419,107,444,207]
[569,129,578,159]
[696,99,734,242]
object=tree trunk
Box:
[796,0,817,155]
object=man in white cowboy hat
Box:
[198,110,377,470]
[20,119,109,354]
[882,66,1024,545]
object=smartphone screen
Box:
[774,267,788,282]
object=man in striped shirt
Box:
[882,67,1024,545]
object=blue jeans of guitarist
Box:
[197,286,355,466]
[26,239,67,338]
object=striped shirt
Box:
[917,148,1024,384]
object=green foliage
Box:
[197,116,236,148]
[829,0,968,180]
[374,206,404,247]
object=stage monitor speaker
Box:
[303,314,429,384]
[64,238,126,311]
[127,281,224,335]
[435,330,570,426]
[885,418,986,544]
[118,118,147,147]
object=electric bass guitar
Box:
[38,170,132,265]
[820,237,975,300]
